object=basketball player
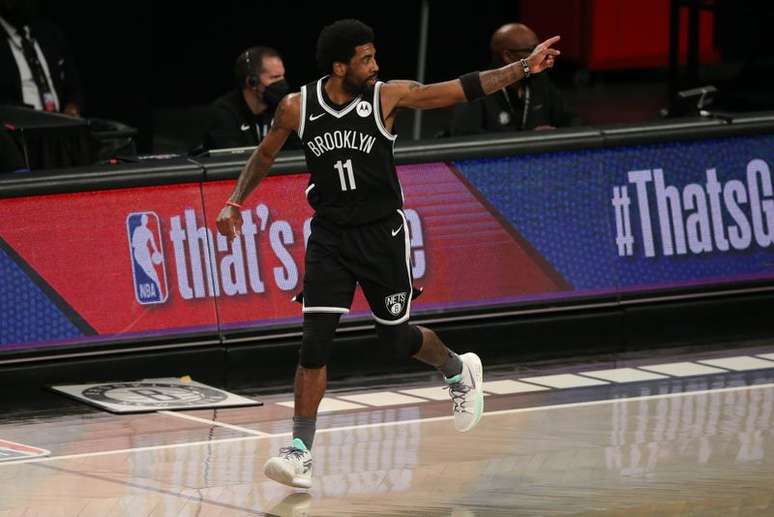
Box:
[216,19,560,489]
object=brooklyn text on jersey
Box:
[305,129,376,157]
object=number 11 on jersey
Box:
[334,159,356,191]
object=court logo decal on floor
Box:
[51,377,261,413]
[0,439,50,462]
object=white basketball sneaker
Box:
[263,438,313,489]
[445,352,484,432]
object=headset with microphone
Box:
[243,50,260,90]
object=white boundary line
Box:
[313,381,774,435]
[0,438,50,452]
[0,438,50,461]
[0,435,268,466]
[157,410,273,437]
[2,382,772,467]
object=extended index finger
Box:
[540,35,561,50]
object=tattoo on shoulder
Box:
[408,81,422,91]
[271,95,294,129]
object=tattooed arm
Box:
[381,35,560,118]
[216,93,300,240]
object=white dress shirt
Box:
[0,16,60,111]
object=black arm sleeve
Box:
[458,71,485,102]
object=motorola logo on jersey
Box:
[356,101,372,118]
[126,212,169,305]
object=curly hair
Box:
[315,19,375,74]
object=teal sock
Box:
[292,416,316,450]
[439,350,463,379]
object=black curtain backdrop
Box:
[35,0,520,151]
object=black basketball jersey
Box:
[298,77,403,226]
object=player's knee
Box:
[375,323,423,360]
[298,313,339,369]
[299,331,331,369]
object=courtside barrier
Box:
[2,113,772,360]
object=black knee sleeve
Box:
[375,323,423,360]
[299,313,340,369]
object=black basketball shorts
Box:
[302,210,413,325]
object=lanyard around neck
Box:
[502,84,531,130]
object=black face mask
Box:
[263,79,289,108]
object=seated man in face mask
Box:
[203,46,299,150]
[449,23,579,135]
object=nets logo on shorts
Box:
[126,211,169,305]
[385,292,407,316]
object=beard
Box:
[342,71,373,95]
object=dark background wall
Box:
[36,0,522,151]
[29,1,773,153]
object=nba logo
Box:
[126,212,169,304]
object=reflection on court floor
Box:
[1,349,774,516]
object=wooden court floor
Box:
[2,348,774,516]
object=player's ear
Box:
[332,61,346,78]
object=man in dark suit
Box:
[0,125,26,173]
[0,0,82,117]
[449,23,578,135]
